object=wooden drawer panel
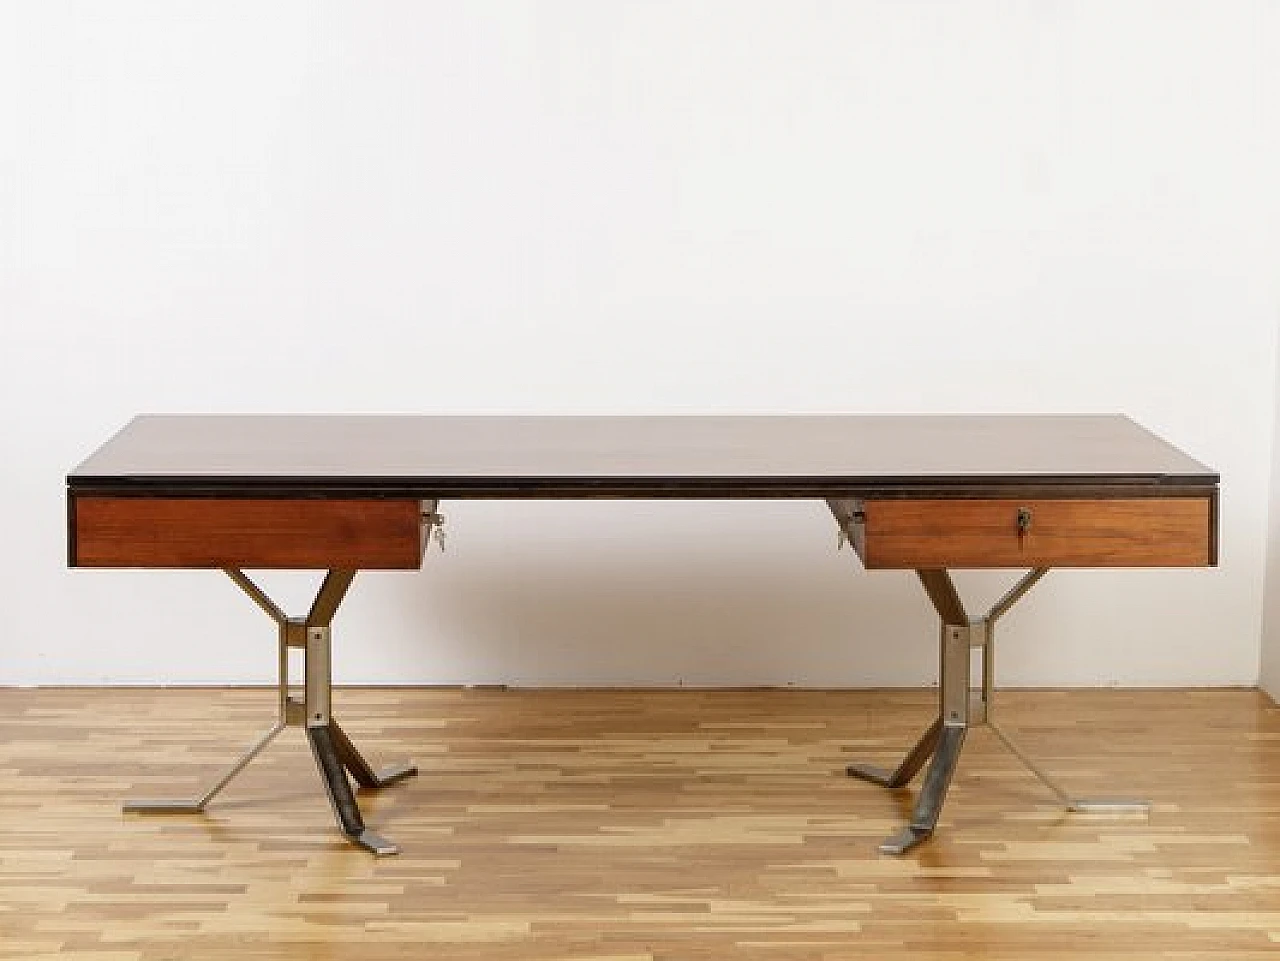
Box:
[71,497,424,569]
[857,497,1213,570]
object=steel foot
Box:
[350,829,399,856]
[847,763,897,786]
[124,721,285,815]
[879,825,932,855]
[123,799,205,814]
[847,716,944,789]
[329,719,418,790]
[986,718,1150,816]
[363,762,418,790]
[1067,798,1151,814]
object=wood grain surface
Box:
[71,497,424,569]
[858,497,1213,569]
[1,686,1277,960]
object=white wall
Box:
[1261,325,1280,701]
[2,2,1277,687]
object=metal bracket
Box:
[827,498,864,555]
[123,568,418,855]
[422,500,446,552]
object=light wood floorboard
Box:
[1,687,1277,959]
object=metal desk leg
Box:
[833,555,1151,854]
[863,578,973,854]
[124,568,418,856]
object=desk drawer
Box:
[857,497,1214,570]
[70,497,425,569]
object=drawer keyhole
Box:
[1016,507,1033,537]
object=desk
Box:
[67,414,1218,855]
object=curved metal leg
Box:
[981,570,1148,815]
[125,721,286,813]
[987,718,1150,814]
[330,720,418,790]
[307,724,399,856]
[848,716,943,788]
[879,725,967,854]
[845,570,973,855]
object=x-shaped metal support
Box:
[124,569,417,855]
[828,501,1149,854]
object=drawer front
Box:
[858,497,1214,570]
[71,497,425,569]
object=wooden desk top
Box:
[69,414,1216,499]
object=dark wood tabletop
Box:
[68,414,1216,499]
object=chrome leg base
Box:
[857,724,968,857]
[879,825,932,855]
[847,763,897,786]
[350,829,399,857]
[365,762,418,790]
[986,718,1149,817]
[123,799,206,814]
[124,721,285,816]
[307,722,409,857]
[834,563,1153,852]
[1067,798,1151,814]
[878,724,967,856]
[327,719,418,791]
[847,717,945,790]
[123,569,421,854]
[126,721,417,856]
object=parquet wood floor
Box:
[1,687,1277,960]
